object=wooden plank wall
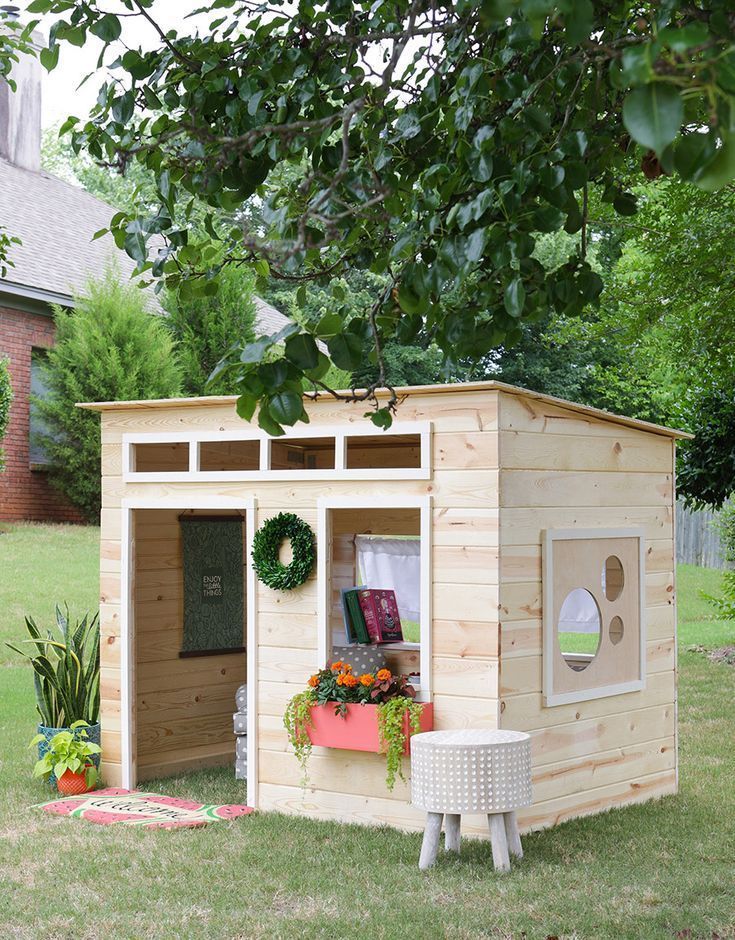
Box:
[255,394,501,831]
[98,389,502,827]
[496,391,678,831]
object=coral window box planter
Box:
[307,702,434,754]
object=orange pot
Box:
[57,769,90,796]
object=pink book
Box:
[357,589,403,644]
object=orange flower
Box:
[343,673,359,688]
[359,673,374,687]
[376,668,392,682]
[331,661,343,672]
[307,674,319,688]
[336,673,346,686]
[343,663,353,673]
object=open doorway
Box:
[121,500,256,804]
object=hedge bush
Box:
[0,356,12,471]
[163,265,258,395]
[35,274,182,521]
[703,500,735,620]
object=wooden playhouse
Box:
[85,380,686,834]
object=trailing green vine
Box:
[252,512,315,591]
[282,688,316,785]
[284,664,425,791]
[377,697,423,791]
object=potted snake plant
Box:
[7,604,101,786]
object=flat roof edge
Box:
[76,380,692,440]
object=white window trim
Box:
[316,495,432,703]
[122,421,432,483]
[542,526,647,707]
[120,496,258,808]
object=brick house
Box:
[0,35,291,523]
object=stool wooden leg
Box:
[419,812,444,870]
[445,813,461,853]
[488,813,510,873]
[504,811,523,859]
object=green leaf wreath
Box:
[252,512,315,591]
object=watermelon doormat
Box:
[36,788,254,829]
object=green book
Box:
[345,589,371,644]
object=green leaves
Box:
[620,45,655,86]
[285,333,319,371]
[674,132,716,179]
[504,277,526,318]
[467,150,494,183]
[236,393,258,423]
[623,83,684,156]
[613,192,638,216]
[327,332,363,371]
[31,0,735,433]
[465,228,487,263]
[39,45,59,72]
[394,111,422,140]
[90,14,121,42]
[267,390,303,425]
[123,230,147,264]
[397,263,431,316]
[692,134,735,192]
[369,407,393,430]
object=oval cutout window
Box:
[603,555,624,601]
[609,615,624,645]
[557,588,601,671]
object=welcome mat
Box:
[36,788,254,829]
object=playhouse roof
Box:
[78,380,692,440]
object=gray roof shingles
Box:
[0,156,292,335]
[0,156,137,300]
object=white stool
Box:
[411,729,532,872]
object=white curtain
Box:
[558,588,600,634]
[355,536,421,622]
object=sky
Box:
[37,0,202,128]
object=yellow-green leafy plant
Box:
[30,721,101,789]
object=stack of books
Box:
[341,587,404,645]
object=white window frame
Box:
[542,526,647,707]
[122,421,432,483]
[316,495,432,703]
[120,496,258,807]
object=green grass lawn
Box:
[0,522,99,659]
[0,529,734,939]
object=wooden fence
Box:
[676,499,727,569]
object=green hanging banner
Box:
[179,516,245,657]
